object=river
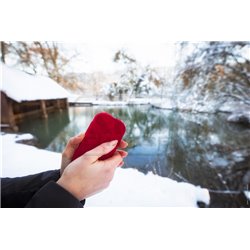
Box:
[17,105,250,207]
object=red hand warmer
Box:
[71,112,126,161]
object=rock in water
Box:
[227,111,250,127]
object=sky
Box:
[65,43,177,73]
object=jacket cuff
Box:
[26,181,85,208]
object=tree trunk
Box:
[1,41,6,63]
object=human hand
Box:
[57,139,128,200]
[61,133,128,175]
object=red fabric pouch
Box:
[71,112,126,161]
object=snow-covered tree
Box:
[105,49,164,100]
[172,42,250,111]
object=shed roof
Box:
[1,63,69,103]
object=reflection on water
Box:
[18,110,70,148]
[18,106,250,207]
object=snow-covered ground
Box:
[68,95,250,119]
[86,168,210,207]
[1,133,60,177]
[68,96,163,106]
[1,133,210,207]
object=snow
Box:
[1,133,210,207]
[128,98,152,105]
[232,151,245,163]
[14,133,35,142]
[227,111,250,125]
[1,134,60,177]
[209,133,220,145]
[86,168,210,207]
[67,93,81,103]
[210,157,229,168]
[93,100,127,106]
[244,191,250,201]
[151,99,175,110]
[219,101,250,113]
[1,63,69,102]
[68,96,250,116]
[67,93,249,116]
[69,97,163,106]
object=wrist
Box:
[56,177,82,201]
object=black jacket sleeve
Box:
[1,170,85,208]
[25,181,85,208]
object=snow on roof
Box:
[1,63,69,102]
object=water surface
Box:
[18,105,250,207]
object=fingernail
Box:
[118,161,124,167]
[119,151,128,158]
[106,140,118,147]
[123,152,128,157]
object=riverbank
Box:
[68,96,247,110]
[68,96,250,128]
[68,96,157,106]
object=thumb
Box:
[63,133,85,159]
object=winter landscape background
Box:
[1,41,250,207]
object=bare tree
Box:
[1,41,81,90]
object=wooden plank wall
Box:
[1,91,68,131]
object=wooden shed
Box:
[1,63,69,131]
